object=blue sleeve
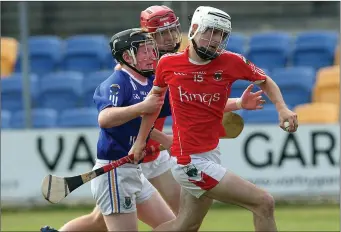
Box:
[158,89,172,118]
[93,74,131,112]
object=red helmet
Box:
[140,5,182,56]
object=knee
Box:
[255,192,275,218]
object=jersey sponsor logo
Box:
[213,70,223,81]
[178,86,220,106]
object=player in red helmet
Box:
[140,5,182,56]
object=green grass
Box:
[2,205,339,231]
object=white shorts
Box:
[91,159,156,215]
[141,150,176,179]
[171,146,227,198]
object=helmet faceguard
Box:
[188,6,232,60]
[110,28,159,77]
[140,5,182,56]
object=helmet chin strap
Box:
[192,39,218,60]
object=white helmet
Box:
[188,6,232,60]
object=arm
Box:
[135,86,168,145]
[224,98,242,112]
[150,128,173,149]
[98,103,145,128]
[257,76,287,111]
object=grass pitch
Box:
[2,204,339,231]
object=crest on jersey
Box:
[213,70,223,81]
[110,84,120,95]
[123,196,132,209]
[183,164,198,177]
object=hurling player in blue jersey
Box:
[91,28,176,231]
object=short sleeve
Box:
[153,57,167,88]
[93,76,130,112]
[236,54,267,84]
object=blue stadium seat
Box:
[229,69,270,99]
[271,67,316,107]
[62,35,108,73]
[240,105,286,124]
[15,36,63,76]
[83,70,113,107]
[247,32,291,70]
[58,108,98,127]
[38,71,83,111]
[226,33,247,55]
[104,52,117,70]
[10,108,58,128]
[292,31,339,70]
[1,73,39,112]
[1,110,11,128]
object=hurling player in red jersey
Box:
[130,6,298,232]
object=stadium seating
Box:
[292,31,339,70]
[334,44,340,65]
[247,32,291,70]
[313,65,340,106]
[240,104,284,124]
[1,73,39,112]
[1,37,19,77]
[1,110,11,128]
[226,33,247,55]
[38,71,84,111]
[10,108,58,128]
[104,51,117,70]
[62,35,109,73]
[83,70,113,107]
[15,36,63,76]
[271,67,316,107]
[294,103,339,124]
[58,108,98,127]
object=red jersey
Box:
[143,117,166,163]
[153,47,267,164]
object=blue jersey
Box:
[93,70,172,161]
[148,75,172,118]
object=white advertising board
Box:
[1,125,339,205]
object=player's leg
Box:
[204,171,277,231]
[136,173,176,228]
[103,212,138,231]
[148,169,180,214]
[91,160,142,231]
[142,151,180,214]
[58,205,107,231]
[153,187,213,231]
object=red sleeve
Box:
[153,56,167,88]
[235,54,267,83]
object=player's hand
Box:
[240,84,265,110]
[278,107,298,132]
[129,141,146,164]
[142,93,165,114]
